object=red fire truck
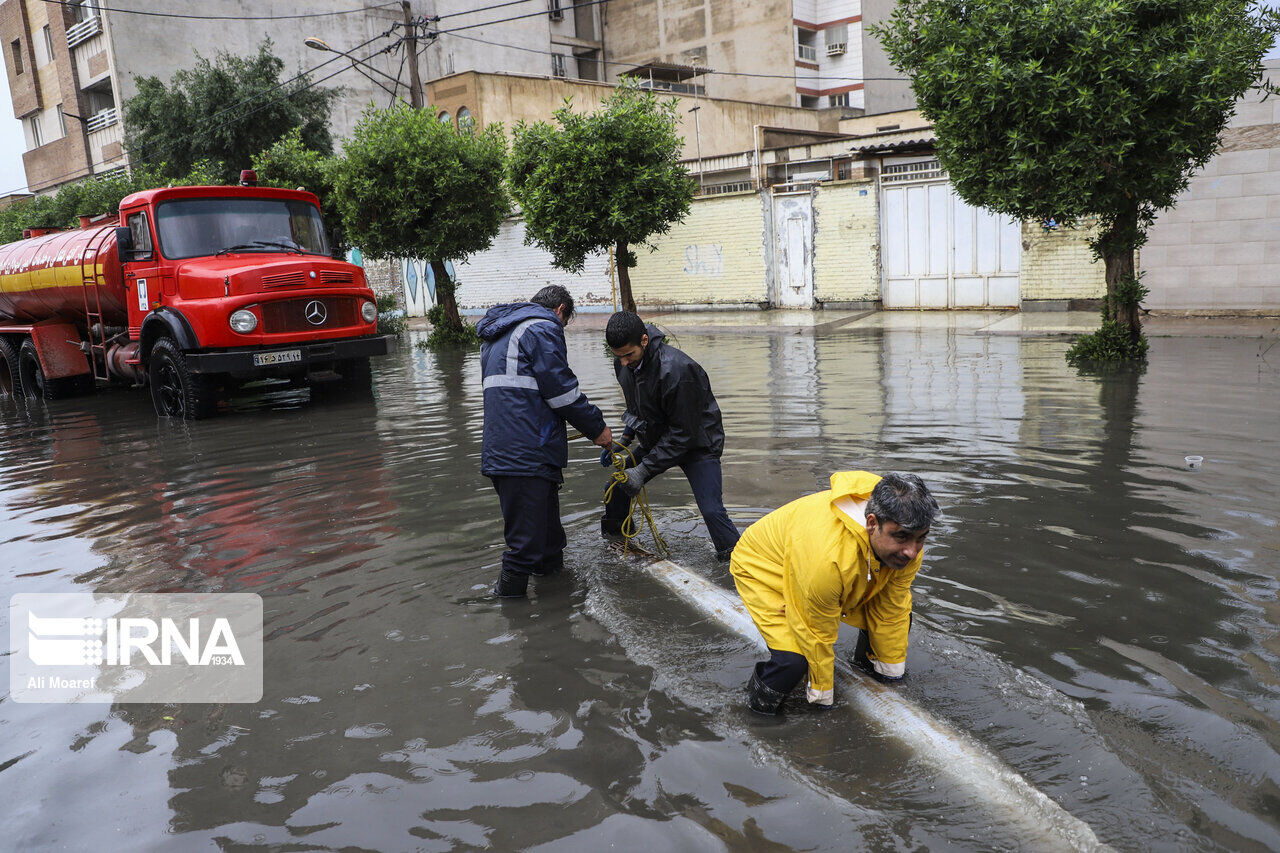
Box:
[0,175,392,418]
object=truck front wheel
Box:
[0,338,19,397]
[149,338,218,419]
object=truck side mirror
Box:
[115,226,134,259]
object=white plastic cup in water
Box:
[1185,456,1203,470]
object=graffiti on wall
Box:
[683,244,724,277]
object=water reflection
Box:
[1,323,1277,849]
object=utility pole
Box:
[402,1,423,109]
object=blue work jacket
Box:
[477,302,606,483]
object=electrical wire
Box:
[41,0,402,21]
[0,29,400,197]
[434,0,612,35]
[434,0,537,21]
[440,29,909,84]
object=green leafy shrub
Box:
[376,293,407,337]
[420,304,480,349]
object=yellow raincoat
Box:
[729,471,923,703]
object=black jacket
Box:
[614,324,725,476]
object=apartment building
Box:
[1,0,407,194]
[600,0,912,114]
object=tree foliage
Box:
[124,39,337,184]
[331,103,508,344]
[253,129,345,258]
[0,162,230,244]
[876,0,1279,360]
[508,81,694,313]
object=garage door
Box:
[881,167,1021,309]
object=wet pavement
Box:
[2,313,1279,850]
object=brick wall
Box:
[454,218,614,312]
[630,191,771,307]
[1019,218,1105,304]
[361,257,400,304]
[813,179,880,304]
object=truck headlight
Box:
[361,300,377,324]
[230,309,258,334]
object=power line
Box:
[0,30,400,197]
[442,29,910,84]
[434,0,612,34]
[435,0,537,21]
[41,0,402,21]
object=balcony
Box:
[86,106,118,132]
[66,16,102,49]
[796,43,818,62]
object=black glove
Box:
[619,465,647,497]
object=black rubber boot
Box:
[533,553,563,577]
[715,547,735,564]
[745,667,788,715]
[492,568,529,599]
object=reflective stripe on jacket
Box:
[477,302,606,483]
[729,471,922,697]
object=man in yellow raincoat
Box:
[729,471,939,714]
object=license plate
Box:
[253,349,302,367]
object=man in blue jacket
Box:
[478,285,613,598]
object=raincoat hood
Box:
[827,471,883,534]
[642,323,666,355]
[476,302,560,342]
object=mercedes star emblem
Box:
[304,300,328,326]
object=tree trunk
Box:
[1098,206,1141,339]
[616,240,636,313]
[431,259,462,330]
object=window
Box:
[551,54,567,78]
[10,39,23,75]
[155,198,330,260]
[796,28,818,62]
[56,104,66,137]
[126,212,153,260]
[72,1,98,23]
[457,107,473,132]
[799,94,819,109]
[437,110,451,125]
[548,0,563,20]
[830,92,850,108]
[27,115,44,148]
[40,25,53,65]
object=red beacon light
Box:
[239,169,258,187]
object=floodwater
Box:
[2,315,1279,851]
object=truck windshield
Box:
[154,197,331,260]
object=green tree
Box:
[876,0,1279,361]
[0,162,231,243]
[124,39,337,184]
[508,81,693,313]
[253,129,346,258]
[332,103,508,345]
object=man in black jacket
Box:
[601,311,739,561]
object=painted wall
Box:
[630,191,771,307]
[454,218,614,312]
[1141,63,1280,312]
[813,179,880,303]
[1019,219,1105,305]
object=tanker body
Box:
[0,179,393,418]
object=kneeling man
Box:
[730,471,938,714]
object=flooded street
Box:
[2,313,1279,851]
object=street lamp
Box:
[303,36,402,100]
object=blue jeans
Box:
[602,449,740,556]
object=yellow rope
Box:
[601,442,669,558]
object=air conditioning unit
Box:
[826,42,846,56]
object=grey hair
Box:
[866,473,939,532]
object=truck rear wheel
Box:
[149,338,218,419]
[18,339,82,400]
[0,338,19,397]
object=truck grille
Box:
[319,270,354,285]
[262,271,309,289]
[261,297,359,332]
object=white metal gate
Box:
[772,192,814,308]
[881,168,1021,308]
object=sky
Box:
[1,14,1277,201]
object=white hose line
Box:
[642,559,1112,853]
